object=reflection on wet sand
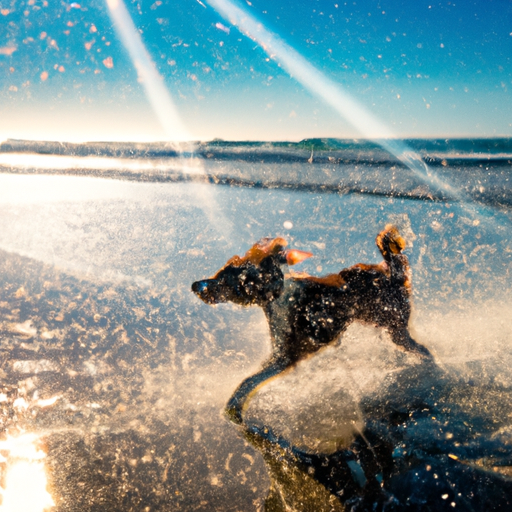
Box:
[0,247,269,511]
[238,362,512,511]
[0,433,54,512]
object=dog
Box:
[192,226,433,423]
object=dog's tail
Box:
[376,225,411,289]
[376,225,406,261]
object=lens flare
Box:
[105,0,189,142]
[105,0,234,238]
[0,433,54,512]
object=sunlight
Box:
[0,433,54,512]
[0,153,204,174]
[105,0,190,143]
[104,0,234,238]
[0,155,205,205]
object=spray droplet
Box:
[283,221,293,230]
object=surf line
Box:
[205,0,504,222]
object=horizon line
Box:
[2,135,512,146]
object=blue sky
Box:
[1,0,511,142]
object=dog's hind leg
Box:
[389,328,434,361]
[226,357,292,425]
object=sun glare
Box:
[0,434,54,512]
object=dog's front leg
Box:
[226,356,292,424]
[389,328,435,361]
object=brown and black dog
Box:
[192,226,433,423]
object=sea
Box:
[0,137,511,511]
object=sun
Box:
[0,433,54,512]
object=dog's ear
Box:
[215,238,312,272]
[225,255,244,267]
[240,237,287,266]
[283,249,313,266]
[245,238,312,267]
[211,254,244,278]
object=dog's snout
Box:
[192,280,209,295]
[192,279,221,304]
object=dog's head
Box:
[192,237,312,306]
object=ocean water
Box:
[0,139,511,510]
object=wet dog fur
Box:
[192,226,433,423]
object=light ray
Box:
[105,0,189,142]
[205,0,465,204]
[105,0,234,239]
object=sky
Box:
[0,0,511,142]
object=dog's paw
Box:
[225,403,244,425]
